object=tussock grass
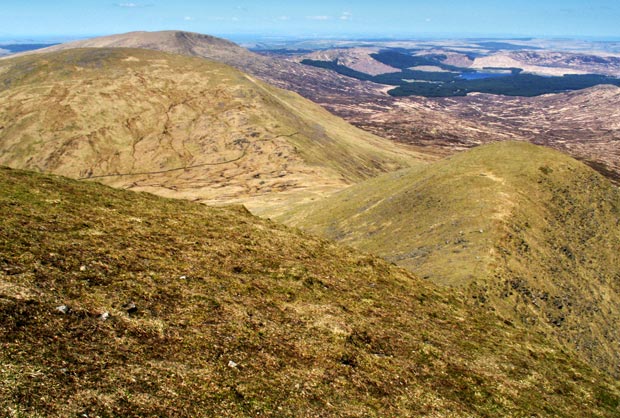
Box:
[1,166,619,416]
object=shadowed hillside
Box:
[278,142,620,377]
[0,48,425,214]
[1,166,619,416]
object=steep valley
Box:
[1,31,620,416]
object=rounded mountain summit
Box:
[0,45,425,214]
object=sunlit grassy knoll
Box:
[278,141,620,378]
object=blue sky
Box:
[1,0,619,41]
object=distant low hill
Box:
[0,48,424,214]
[278,142,620,377]
[1,166,619,416]
[0,43,58,56]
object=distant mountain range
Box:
[9,31,620,184]
[0,43,58,56]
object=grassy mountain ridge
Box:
[278,142,620,377]
[1,166,619,416]
[6,30,388,106]
[0,48,424,214]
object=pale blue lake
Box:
[458,72,512,80]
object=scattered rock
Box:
[55,305,70,314]
[179,275,187,280]
[80,265,87,272]
[228,360,238,368]
[123,302,138,314]
[99,312,110,321]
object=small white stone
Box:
[80,265,87,272]
[99,312,110,321]
[55,305,69,314]
[228,360,238,368]
[179,275,187,280]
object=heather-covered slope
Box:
[1,167,619,416]
[0,48,423,214]
[279,142,620,377]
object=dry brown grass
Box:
[0,48,427,216]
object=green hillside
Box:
[1,166,619,416]
[278,141,620,377]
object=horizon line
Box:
[1,31,620,44]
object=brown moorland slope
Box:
[0,47,425,214]
[1,166,619,416]
[340,85,620,184]
[13,31,620,183]
[278,142,620,377]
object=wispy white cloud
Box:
[340,11,353,21]
[117,2,151,8]
[206,16,239,22]
[276,16,290,21]
[184,16,194,21]
[306,15,332,21]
